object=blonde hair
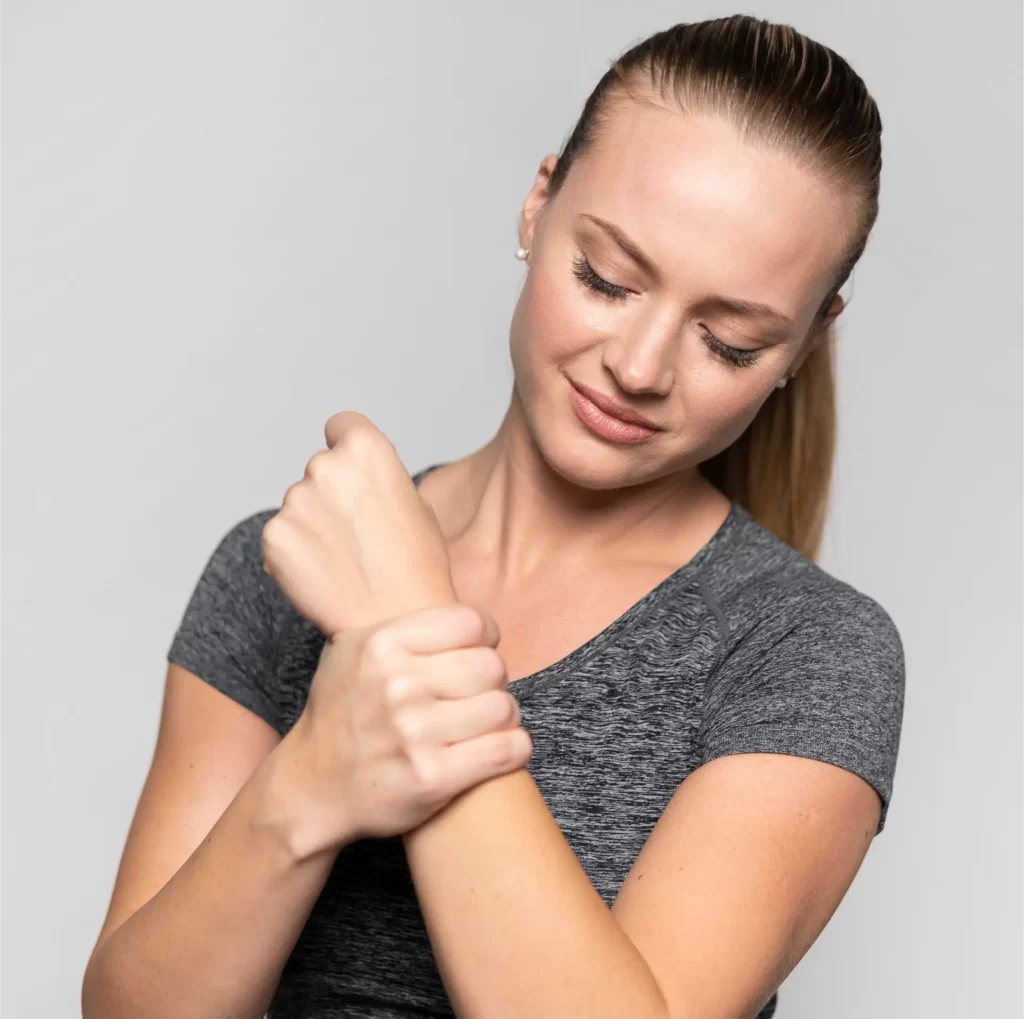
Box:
[546,15,882,560]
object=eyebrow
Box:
[579,213,796,333]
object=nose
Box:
[601,308,677,396]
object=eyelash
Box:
[570,251,762,369]
[571,251,633,300]
[698,328,761,368]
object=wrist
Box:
[394,568,459,610]
[254,716,355,864]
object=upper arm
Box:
[612,581,905,1017]
[89,662,281,959]
[612,751,880,1019]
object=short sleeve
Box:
[699,587,906,835]
[167,509,288,735]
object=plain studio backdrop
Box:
[3,2,1021,1016]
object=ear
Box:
[791,293,845,373]
[517,154,560,256]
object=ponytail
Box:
[700,330,837,561]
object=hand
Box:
[261,411,455,635]
[280,602,533,857]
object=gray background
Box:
[3,2,1021,1016]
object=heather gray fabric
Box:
[167,463,905,1019]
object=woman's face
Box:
[510,101,855,488]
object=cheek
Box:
[681,365,775,454]
[510,265,597,372]
[693,367,767,420]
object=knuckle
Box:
[455,603,488,638]
[485,689,518,726]
[281,481,311,520]
[482,648,508,684]
[304,451,333,483]
[410,749,442,791]
[260,515,288,561]
[383,673,417,708]
[274,497,293,525]
[518,729,533,762]
[365,625,400,663]
[504,693,521,726]
[261,516,281,550]
[281,479,303,504]
[461,646,506,686]
[393,707,426,745]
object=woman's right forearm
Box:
[82,719,344,1019]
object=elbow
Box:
[81,934,136,1019]
[81,940,113,1019]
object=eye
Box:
[699,326,762,368]
[571,252,632,301]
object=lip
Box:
[567,378,663,444]
[568,379,663,430]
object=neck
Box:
[424,383,729,593]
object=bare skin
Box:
[81,423,531,1019]
[415,423,731,683]
[83,98,877,1019]
[416,105,850,683]
[393,106,878,1019]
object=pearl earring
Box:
[515,247,530,261]
[776,375,790,389]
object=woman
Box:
[83,15,905,1019]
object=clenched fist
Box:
[258,411,532,857]
[261,411,456,635]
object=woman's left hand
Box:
[262,411,456,636]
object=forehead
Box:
[565,102,852,314]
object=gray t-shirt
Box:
[167,463,905,1019]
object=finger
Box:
[376,602,500,655]
[464,602,501,648]
[324,411,377,450]
[417,645,508,698]
[430,727,534,799]
[402,688,521,746]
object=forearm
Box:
[82,725,342,1019]
[403,768,669,1019]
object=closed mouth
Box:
[568,379,663,431]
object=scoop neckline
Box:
[411,461,742,696]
